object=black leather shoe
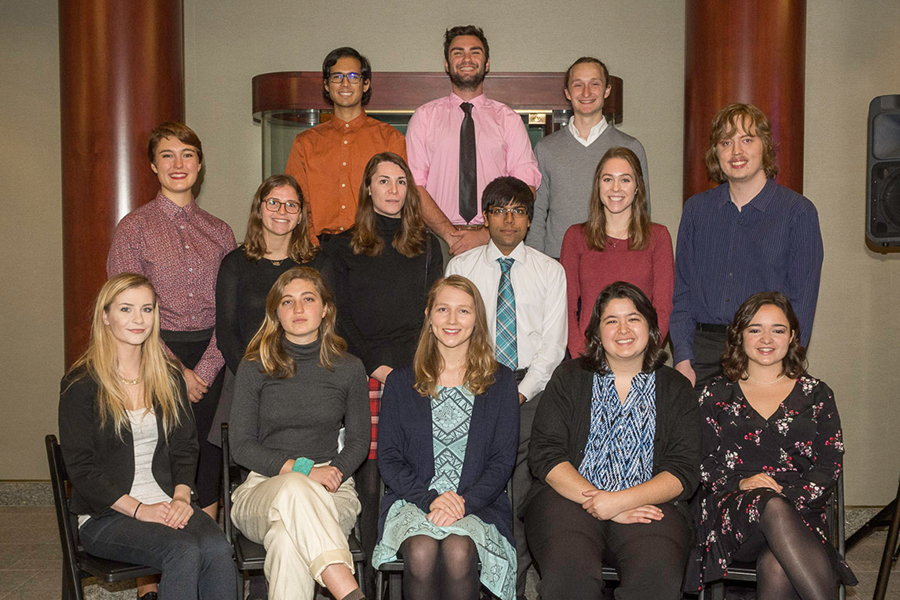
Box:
[138,593,158,600]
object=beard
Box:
[447,65,487,91]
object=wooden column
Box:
[60,0,184,366]
[684,0,806,200]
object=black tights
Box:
[733,496,834,600]
[400,535,479,600]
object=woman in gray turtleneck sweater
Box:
[229,266,370,600]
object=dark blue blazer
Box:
[376,364,519,545]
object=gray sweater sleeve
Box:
[229,359,293,477]
[330,358,371,480]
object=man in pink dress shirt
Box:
[406,25,541,256]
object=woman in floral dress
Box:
[687,292,856,599]
[373,275,519,600]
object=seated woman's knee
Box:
[402,536,440,578]
[440,535,477,577]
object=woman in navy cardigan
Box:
[373,275,519,600]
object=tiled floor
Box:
[0,505,897,599]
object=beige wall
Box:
[2,0,898,504]
[0,0,63,480]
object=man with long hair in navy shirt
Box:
[670,103,823,389]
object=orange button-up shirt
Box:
[285,112,407,244]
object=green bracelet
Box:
[291,457,314,476]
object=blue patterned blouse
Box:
[578,371,657,490]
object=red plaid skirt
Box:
[367,377,383,459]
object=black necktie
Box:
[459,101,477,223]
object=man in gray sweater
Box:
[526,57,650,259]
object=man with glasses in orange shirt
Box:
[286,47,407,245]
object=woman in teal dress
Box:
[373,275,520,600]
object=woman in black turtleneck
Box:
[324,152,443,588]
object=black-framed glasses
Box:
[486,206,528,218]
[263,199,301,214]
[328,72,363,84]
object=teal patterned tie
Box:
[496,257,518,369]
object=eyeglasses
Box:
[486,206,528,218]
[263,199,301,214]
[328,72,363,84]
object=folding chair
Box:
[701,475,847,600]
[46,434,159,600]
[221,423,367,598]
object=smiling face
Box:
[445,34,489,92]
[260,184,301,238]
[597,157,637,220]
[150,136,201,201]
[715,120,767,186]
[103,285,155,349]
[368,161,407,218]
[429,284,477,352]
[324,56,369,110]
[485,201,530,255]
[565,62,611,120]
[598,297,650,368]
[277,278,327,345]
[741,303,793,369]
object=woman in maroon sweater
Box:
[560,147,674,357]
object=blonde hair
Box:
[64,273,184,440]
[413,276,497,398]
[242,174,318,264]
[351,152,427,258]
[244,266,347,376]
[583,147,651,251]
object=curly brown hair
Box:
[721,292,807,382]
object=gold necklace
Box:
[119,376,141,385]
[745,372,786,385]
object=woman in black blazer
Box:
[373,275,519,600]
[58,273,236,600]
[524,281,700,600]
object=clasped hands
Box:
[427,490,466,527]
[136,498,193,529]
[581,489,664,524]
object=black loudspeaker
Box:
[867,95,900,246]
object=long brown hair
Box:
[722,292,806,382]
[244,267,347,376]
[413,276,497,398]
[64,274,184,440]
[583,147,651,251]
[351,152,427,257]
[242,174,317,264]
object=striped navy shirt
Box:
[670,179,823,364]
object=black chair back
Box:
[46,434,158,600]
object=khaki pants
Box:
[232,470,361,600]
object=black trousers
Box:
[525,486,691,600]
[509,393,541,596]
[162,332,224,508]
[692,328,728,389]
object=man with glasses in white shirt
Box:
[527,57,650,259]
[285,46,407,245]
[446,176,567,599]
